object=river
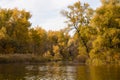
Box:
[0,62,120,80]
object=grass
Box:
[0,54,50,63]
[0,54,120,65]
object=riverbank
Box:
[0,54,76,64]
[0,55,86,65]
[0,54,51,63]
[0,54,120,65]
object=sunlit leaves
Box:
[89,0,120,64]
[0,27,6,39]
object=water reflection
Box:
[25,62,76,80]
[0,62,120,80]
[89,65,120,80]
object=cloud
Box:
[0,0,101,30]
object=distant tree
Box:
[29,27,47,55]
[47,30,70,60]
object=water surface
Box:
[0,62,120,80]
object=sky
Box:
[0,0,101,31]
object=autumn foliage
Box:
[0,0,120,64]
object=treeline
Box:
[0,0,120,64]
[0,8,76,61]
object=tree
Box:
[89,0,120,63]
[29,27,47,55]
[61,1,94,56]
[47,30,70,60]
[0,8,31,53]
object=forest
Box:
[0,0,120,65]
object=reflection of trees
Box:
[0,64,26,80]
[76,65,90,80]
[25,64,120,80]
[38,62,76,80]
[89,65,120,80]
[1,63,120,80]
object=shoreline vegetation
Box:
[0,54,82,63]
[0,54,75,64]
[0,0,120,65]
[0,54,120,66]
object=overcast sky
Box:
[0,0,101,31]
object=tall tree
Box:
[90,0,120,62]
[0,8,31,53]
[61,1,93,56]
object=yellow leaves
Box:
[68,38,74,46]
[68,5,74,10]
[74,1,81,7]
[84,3,90,8]
[89,0,120,62]
[48,30,58,38]
[109,29,118,36]
[52,45,63,60]
[58,42,65,46]
[104,28,119,40]
[101,0,120,5]
[93,35,105,49]
[12,8,20,21]
[78,46,87,55]
[53,45,59,54]
[92,0,120,29]
[43,51,52,59]
[89,49,97,59]
[115,18,120,26]
[0,27,6,39]
[62,0,93,30]
[112,38,120,46]
[113,53,120,61]
[35,27,46,39]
